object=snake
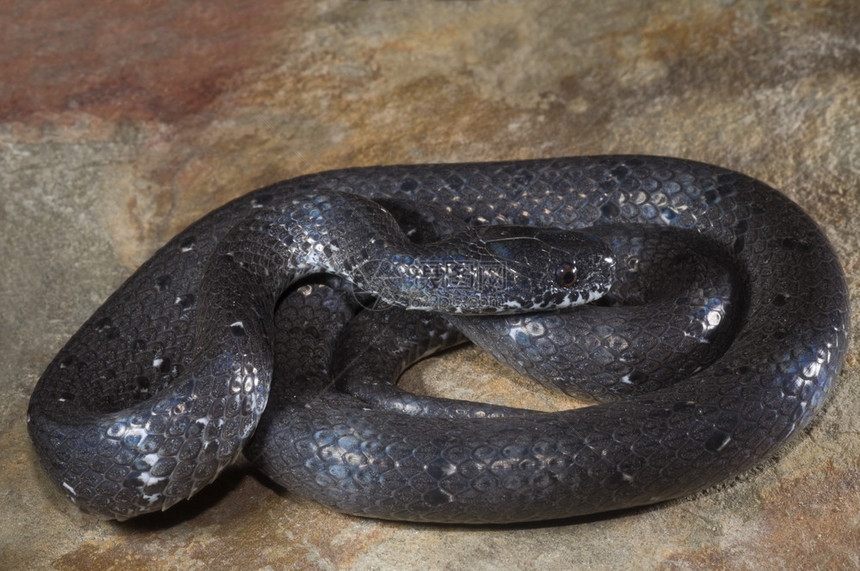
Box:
[27,155,849,523]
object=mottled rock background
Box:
[1,1,858,569]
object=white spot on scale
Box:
[62,481,77,496]
[123,425,148,445]
[620,375,633,385]
[230,321,244,329]
[706,309,722,327]
[137,472,165,486]
[152,358,163,368]
[431,462,456,476]
[142,453,160,467]
[803,360,822,379]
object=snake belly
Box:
[28,155,849,522]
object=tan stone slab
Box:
[2,1,857,569]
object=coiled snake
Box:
[28,156,849,523]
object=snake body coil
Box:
[28,156,849,523]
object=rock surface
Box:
[1,1,858,569]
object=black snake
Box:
[28,155,849,523]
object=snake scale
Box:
[28,155,849,523]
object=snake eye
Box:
[556,263,577,288]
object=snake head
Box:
[355,224,614,315]
[456,225,615,314]
[376,225,615,315]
